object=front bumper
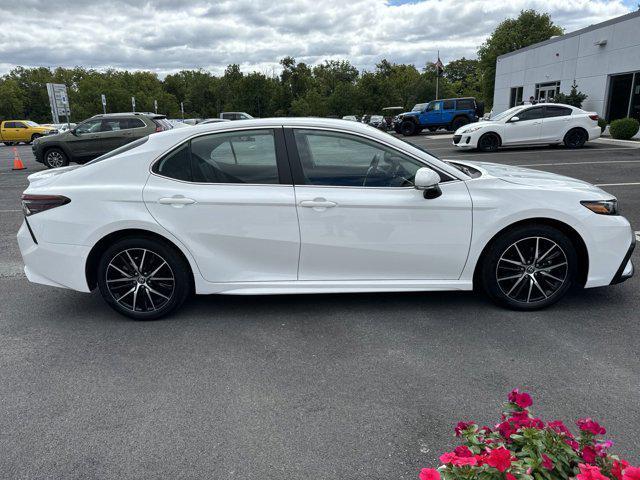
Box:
[610,234,635,284]
[17,220,91,292]
[31,144,44,163]
[453,134,474,148]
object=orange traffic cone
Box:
[12,146,26,171]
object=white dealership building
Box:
[492,10,640,121]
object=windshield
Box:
[411,103,427,111]
[491,106,523,122]
[25,121,39,127]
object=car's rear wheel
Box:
[400,120,417,136]
[451,117,469,131]
[477,132,500,152]
[564,128,588,148]
[480,225,577,310]
[43,148,69,168]
[97,237,191,320]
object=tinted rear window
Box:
[457,99,475,110]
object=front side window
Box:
[429,101,442,112]
[76,119,102,134]
[293,129,426,187]
[15,122,27,128]
[515,107,544,121]
[190,129,279,184]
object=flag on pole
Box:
[434,50,444,76]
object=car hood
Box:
[456,121,501,134]
[448,160,609,194]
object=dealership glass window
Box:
[535,81,560,102]
[607,72,639,121]
[509,87,523,108]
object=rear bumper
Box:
[17,220,91,292]
[588,125,602,141]
[610,234,635,285]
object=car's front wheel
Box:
[480,225,577,310]
[43,148,69,168]
[400,120,417,136]
[477,132,500,152]
[97,237,191,320]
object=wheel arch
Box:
[472,217,589,289]
[85,228,196,292]
[42,143,71,161]
[564,126,588,140]
[478,131,502,146]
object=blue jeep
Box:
[393,97,482,136]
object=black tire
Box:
[30,133,42,144]
[3,141,16,146]
[563,128,588,148]
[451,116,469,131]
[480,225,577,310]
[477,132,500,152]
[400,120,417,136]
[43,148,69,168]
[97,237,191,320]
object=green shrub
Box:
[597,118,607,133]
[609,118,640,140]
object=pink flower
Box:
[455,421,475,437]
[439,452,456,465]
[508,389,533,409]
[486,447,513,472]
[565,438,580,451]
[454,445,473,458]
[623,467,640,480]
[576,464,609,480]
[577,418,606,436]
[581,446,597,464]
[542,454,554,470]
[612,460,630,480]
[595,440,613,457]
[419,468,441,480]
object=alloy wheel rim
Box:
[481,135,497,150]
[496,236,568,303]
[106,248,175,313]
[47,151,64,167]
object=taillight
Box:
[21,194,70,216]
[589,114,599,121]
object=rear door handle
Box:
[299,198,337,209]
[158,195,196,207]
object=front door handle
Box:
[299,198,337,209]
[158,195,196,207]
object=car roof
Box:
[90,112,166,119]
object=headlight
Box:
[463,125,483,133]
[580,199,619,215]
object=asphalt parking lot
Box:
[1,137,639,479]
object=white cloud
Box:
[0,0,631,76]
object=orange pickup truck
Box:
[0,120,57,145]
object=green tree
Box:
[0,78,25,118]
[444,58,482,99]
[478,10,563,109]
[554,80,588,108]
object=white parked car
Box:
[18,118,634,319]
[453,103,601,151]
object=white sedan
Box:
[18,118,634,319]
[453,103,601,151]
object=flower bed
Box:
[419,390,638,480]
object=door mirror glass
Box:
[414,167,442,199]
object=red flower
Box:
[439,452,456,465]
[577,418,606,436]
[581,446,597,464]
[612,460,630,480]
[455,421,475,437]
[623,466,640,480]
[542,454,554,470]
[548,420,573,437]
[497,421,515,439]
[419,468,441,480]
[475,455,486,466]
[452,456,478,467]
[486,447,513,472]
[454,445,473,458]
[576,464,608,480]
[508,389,533,409]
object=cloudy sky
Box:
[0,0,634,77]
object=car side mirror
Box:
[509,116,520,123]
[414,168,442,199]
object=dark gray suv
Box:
[32,112,172,168]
